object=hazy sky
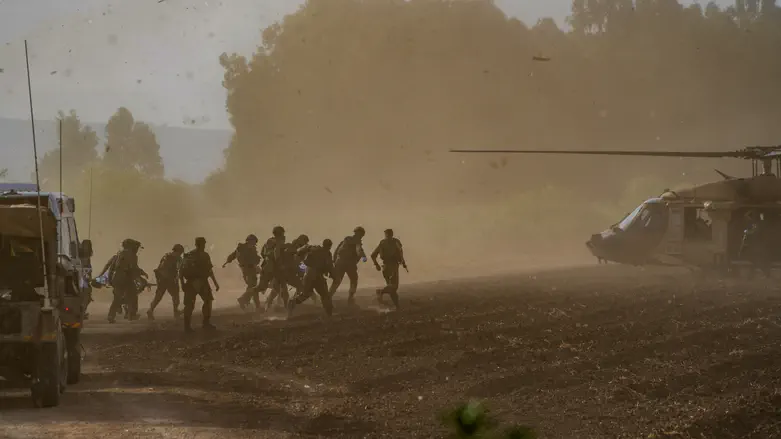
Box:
[0,0,731,130]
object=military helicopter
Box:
[450,146,781,275]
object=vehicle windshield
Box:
[0,235,45,292]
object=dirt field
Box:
[2,265,781,439]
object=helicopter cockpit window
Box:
[617,199,667,232]
[617,204,645,231]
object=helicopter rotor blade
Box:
[449,149,746,158]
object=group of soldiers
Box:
[92,225,407,332]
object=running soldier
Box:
[371,229,407,309]
[147,244,184,320]
[265,234,309,311]
[223,235,262,310]
[180,237,220,332]
[108,239,147,323]
[239,226,285,309]
[79,239,94,320]
[288,239,335,317]
[329,226,367,305]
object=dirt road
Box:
[2,265,781,438]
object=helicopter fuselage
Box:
[586,176,781,271]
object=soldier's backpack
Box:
[180,250,198,279]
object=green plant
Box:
[442,401,537,439]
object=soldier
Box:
[265,234,309,311]
[740,210,772,278]
[79,240,94,320]
[108,239,147,323]
[223,234,262,310]
[239,226,285,309]
[288,239,335,317]
[147,244,184,320]
[329,226,367,305]
[371,229,407,309]
[180,237,220,332]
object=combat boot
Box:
[183,314,194,333]
[173,308,181,320]
[389,292,399,310]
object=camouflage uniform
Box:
[225,236,262,309]
[329,227,367,305]
[79,245,94,319]
[108,239,145,322]
[147,244,184,320]
[266,234,309,310]
[240,226,286,309]
[181,237,219,332]
[288,239,335,317]
[371,229,406,309]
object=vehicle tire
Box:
[65,328,81,385]
[30,341,63,408]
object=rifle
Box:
[134,277,156,293]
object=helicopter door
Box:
[665,207,684,255]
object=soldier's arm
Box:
[98,255,115,276]
[357,242,367,260]
[333,241,344,262]
[326,253,335,277]
[370,243,381,266]
[223,249,237,266]
[206,254,219,290]
[397,239,406,266]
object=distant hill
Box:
[0,117,231,183]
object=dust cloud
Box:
[67,0,781,293]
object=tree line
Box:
[212,0,781,209]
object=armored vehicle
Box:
[0,183,91,407]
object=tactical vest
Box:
[236,242,260,266]
[378,238,402,263]
[336,236,360,263]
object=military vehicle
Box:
[0,183,91,407]
[450,147,781,276]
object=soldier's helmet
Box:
[121,238,134,249]
[297,234,310,245]
[384,228,394,237]
[323,238,333,249]
[172,244,185,253]
[353,226,365,236]
[246,234,258,243]
[195,237,207,247]
[272,226,285,236]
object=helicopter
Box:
[450,146,781,276]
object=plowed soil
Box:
[2,265,781,438]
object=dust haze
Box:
[29,0,781,289]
